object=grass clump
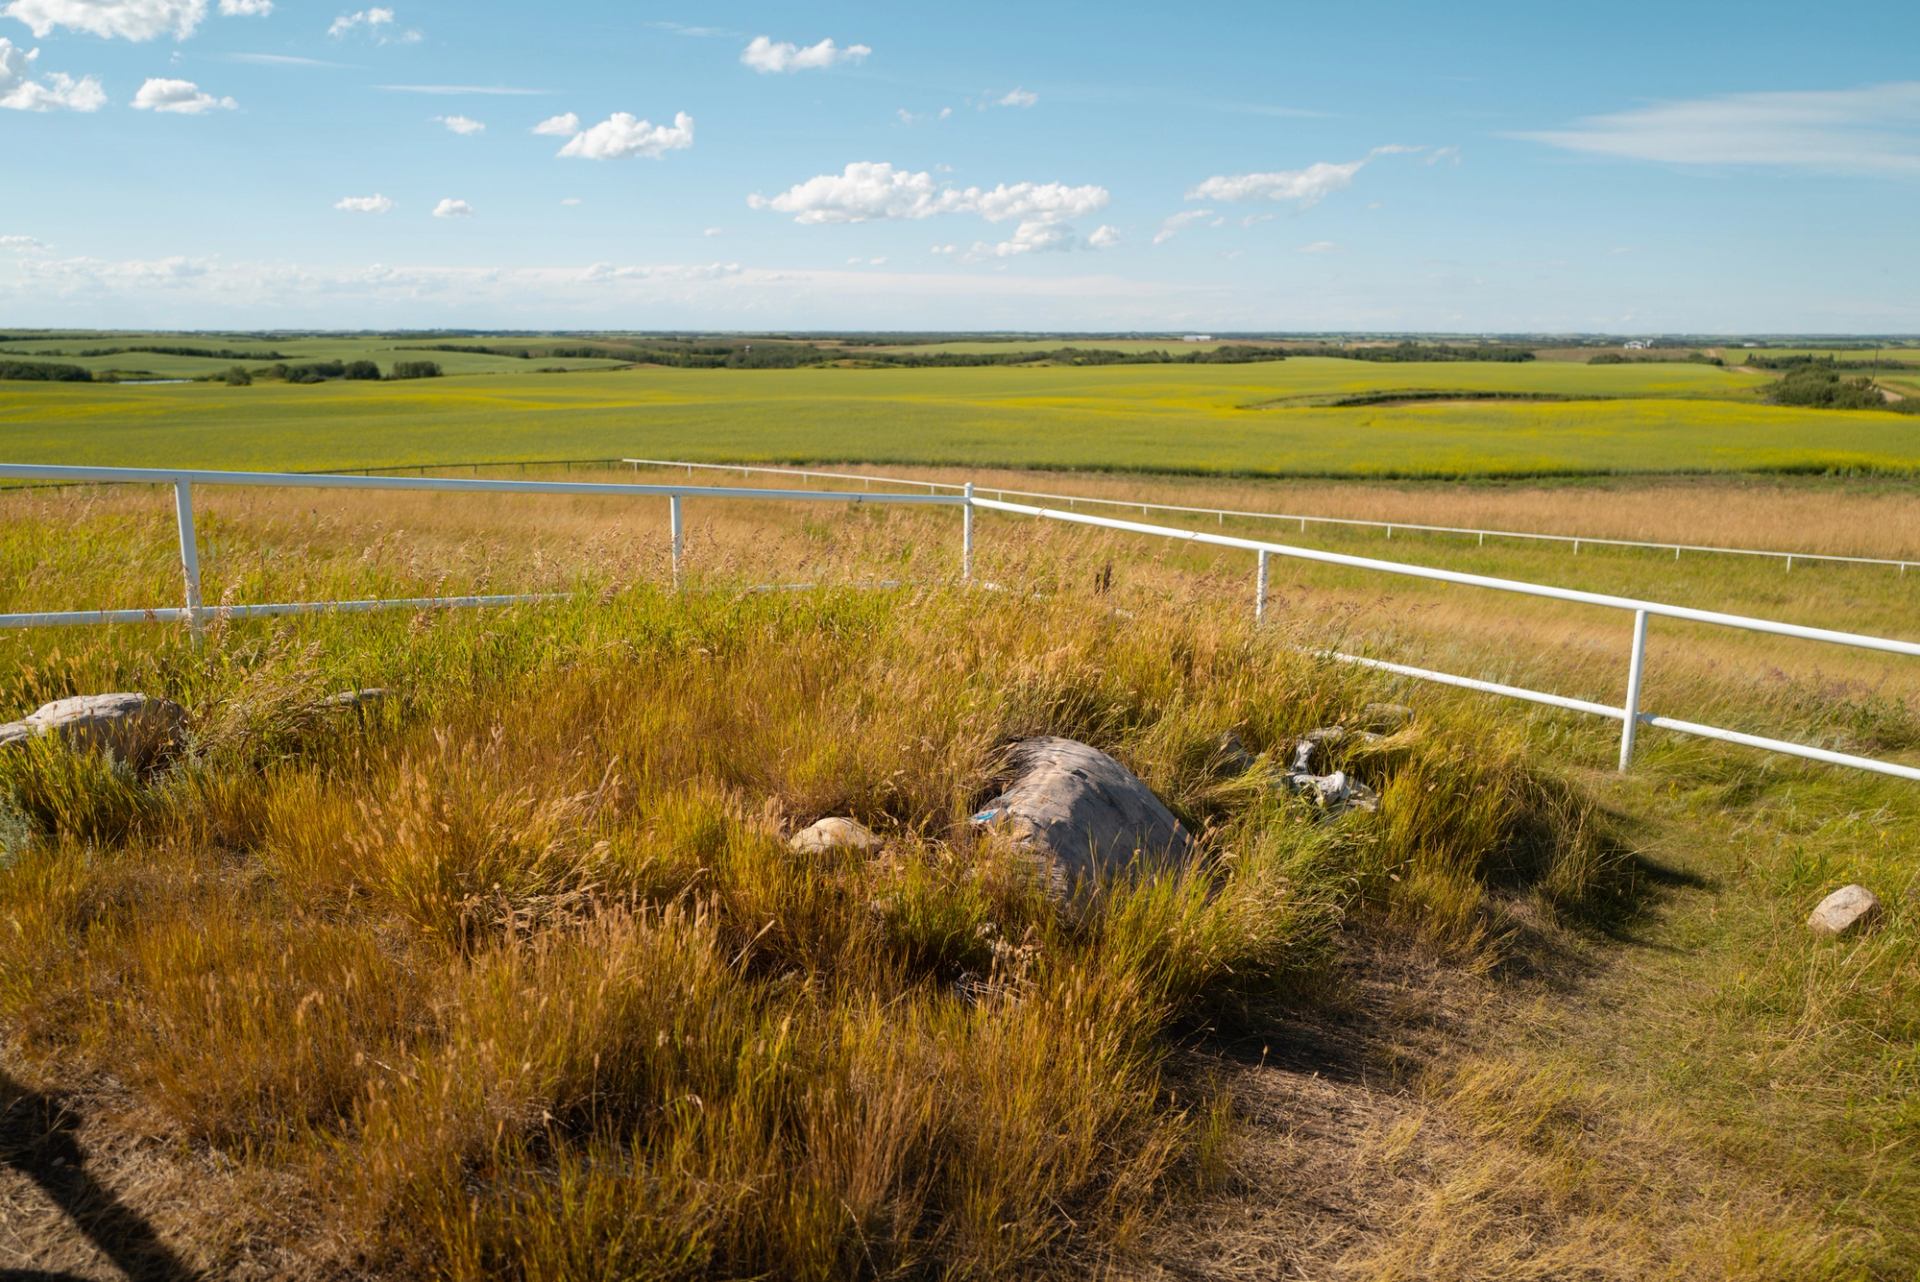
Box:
[0,586,1624,1278]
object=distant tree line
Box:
[1745,353,1900,372]
[1589,351,1724,366]
[258,359,442,384]
[0,358,93,382]
[1287,341,1535,363]
[394,339,1297,370]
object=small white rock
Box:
[789,817,881,855]
[1807,884,1880,938]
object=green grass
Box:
[5,358,1913,480]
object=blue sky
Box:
[2,0,1917,331]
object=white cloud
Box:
[0,37,104,110]
[996,88,1037,108]
[740,35,869,73]
[1088,224,1120,249]
[431,197,471,218]
[1425,144,1461,165]
[4,0,205,40]
[1186,158,1367,206]
[929,243,958,256]
[1,233,47,250]
[328,7,417,43]
[434,113,483,134]
[702,226,721,237]
[557,110,694,160]
[225,52,350,67]
[579,260,743,284]
[334,193,393,213]
[1152,208,1213,245]
[1297,240,1338,254]
[218,0,268,13]
[1511,82,1920,174]
[131,76,234,113]
[560,196,582,206]
[531,110,577,135]
[749,162,1108,226]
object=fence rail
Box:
[2,460,1916,784]
[624,457,1919,574]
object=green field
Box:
[0,334,633,379]
[5,357,1914,479]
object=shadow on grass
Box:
[0,1071,198,1282]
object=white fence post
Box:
[1254,549,1268,625]
[962,482,974,582]
[173,479,203,637]
[1618,609,1648,770]
[669,493,684,588]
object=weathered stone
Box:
[972,737,1193,898]
[1282,768,1379,813]
[1807,884,1880,938]
[1359,702,1414,733]
[1,694,187,770]
[790,816,882,855]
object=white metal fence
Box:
[624,457,1919,574]
[2,460,1917,784]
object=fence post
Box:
[1618,609,1648,771]
[173,479,204,638]
[669,494,684,588]
[1254,549,1268,625]
[962,482,974,582]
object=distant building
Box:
[1623,339,1649,350]
[1181,334,1214,343]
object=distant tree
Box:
[343,360,382,381]
[223,365,252,386]
[387,360,443,380]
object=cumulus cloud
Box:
[1088,224,1120,249]
[531,110,577,135]
[1185,145,1430,208]
[740,35,869,73]
[132,76,235,112]
[4,0,205,40]
[0,37,104,110]
[1,233,47,250]
[334,193,393,213]
[218,0,269,13]
[702,226,721,237]
[431,197,471,217]
[434,113,483,134]
[557,110,694,160]
[1511,82,1920,174]
[1152,208,1213,245]
[996,88,1037,108]
[559,196,582,206]
[749,162,1108,226]
[1186,158,1367,206]
[328,7,417,42]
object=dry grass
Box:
[2,471,1916,1279]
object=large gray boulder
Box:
[972,737,1193,898]
[0,693,187,771]
[1807,884,1880,938]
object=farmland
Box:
[3,355,1918,479]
